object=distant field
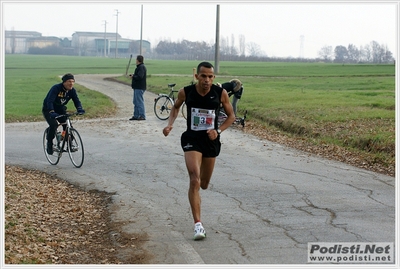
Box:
[5,54,394,77]
[4,54,395,171]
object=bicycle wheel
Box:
[67,128,84,168]
[43,127,61,165]
[218,111,227,127]
[154,95,174,120]
[181,102,187,119]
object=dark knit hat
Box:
[62,73,75,82]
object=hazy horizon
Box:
[2,1,397,58]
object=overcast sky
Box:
[1,1,398,58]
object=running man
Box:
[163,61,235,240]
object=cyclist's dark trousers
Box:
[42,109,66,142]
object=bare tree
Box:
[347,44,360,63]
[220,36,230,55]
[318,45,333,61]
[368,40,393,63]
[247,42,262,57]
[360,44,372,62]
[381,44,393,63]
[370,40,382,63]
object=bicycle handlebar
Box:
[55,111,84,119]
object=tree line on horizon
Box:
[153,37,394,63]
[318,41,393,64]
[24,32,394,64]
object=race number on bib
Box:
[191,108,216,131]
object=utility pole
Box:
[103,20,107,57]
[114,9,120,58]
[214,5,220,74]
[139,4,143,55]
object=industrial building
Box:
[4,30,150,57]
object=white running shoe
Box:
[193,222,206,240]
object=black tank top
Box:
[184,84,222,134]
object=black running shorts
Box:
[181,131,221,157]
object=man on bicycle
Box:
[218,79,243,115]
[42,73,85,154]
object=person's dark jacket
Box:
[131,63,147,90]
[221,81,243,99]
[42,83,82,113]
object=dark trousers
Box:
[42,109,66,142]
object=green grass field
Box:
[4,54,395,170]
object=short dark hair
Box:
[137,55,144,63]
[197,61,214,74]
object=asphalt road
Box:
[5,74,395,265]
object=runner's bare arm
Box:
[219,89,235,131]
[163,88,185,137]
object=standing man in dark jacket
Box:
[129,55,147,120]
[42,73,85,154]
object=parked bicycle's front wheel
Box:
[181,102,187,119]
[67,128,84,168]
[154,95,174,120]
[43,127,61,165]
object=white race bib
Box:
[190,107,216,131]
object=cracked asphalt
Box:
[4,74,395,264]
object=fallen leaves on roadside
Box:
[4,165,151,264]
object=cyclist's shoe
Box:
[46,141,53,155]
[193,222,206,240]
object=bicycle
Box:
[43,112,84,168]
[154,83,186,120]
[218,109,248,128]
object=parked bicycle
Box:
[218,109,248,128]
[154,83,186,120]
[43,112,84,168]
